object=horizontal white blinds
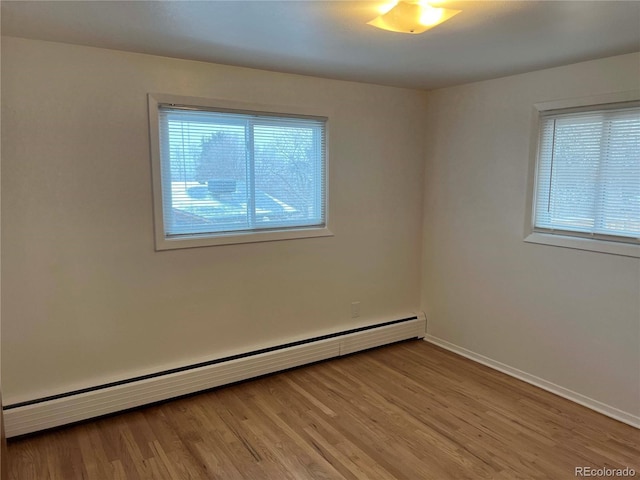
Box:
[533,104,640,242]
[158,106,326,238]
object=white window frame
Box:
[524,90,640,258]
[148,94,332,250]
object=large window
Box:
[149,95,330,249]
[526,95,640,257]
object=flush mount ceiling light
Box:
[368,1,461,34]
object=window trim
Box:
[524,90,640,258]
[148,93,332,250]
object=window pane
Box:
[158,106,326,239]
[534,105,640,243]
[161,113,249,235]
[599,116,640,236]
[253,123,322,228]
[548,117,601,230]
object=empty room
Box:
[1,1,639,479]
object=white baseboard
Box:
[424,335,640,429]
[4,316,426,438]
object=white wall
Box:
[421,53,640,419]
[1,37,428,404]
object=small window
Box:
[527,98,640,256]
[148,95,330,249]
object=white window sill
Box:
[524,232,640,258]
[156,226,333,251]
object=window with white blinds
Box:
[533,103,640,244]
[150,98,328,248]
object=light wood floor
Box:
[8,340,640,479]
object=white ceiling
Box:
[2,1,639,90]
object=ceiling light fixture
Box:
[368,1,461,34]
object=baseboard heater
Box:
[3,314,426,438]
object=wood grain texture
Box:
[8,341,640,479]
[1,387,7,480]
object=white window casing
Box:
[148,94,332,250]
[525,91,640,258]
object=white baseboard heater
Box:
[4,314,426,438]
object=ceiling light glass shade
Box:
[368,1,461,34]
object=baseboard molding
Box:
[4,315,426,438]
[424,335,640,429]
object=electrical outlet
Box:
[351,301,360,318]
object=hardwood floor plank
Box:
[8,341,640,479]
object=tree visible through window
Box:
[156,105,327,241]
